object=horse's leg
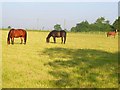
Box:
[11,37,14,44]
[10,38,12,44]
[61,37,63,44]
[64,36,66,44]
[53,37,56,43]
[20,37,23,44]
[107,33,109,37]
[107,34,108,37]
[24,37,26,44]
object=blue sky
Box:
[1,1,119,30]
[118,1,120,16]
[0,0,119,2]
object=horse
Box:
[7,29,27,45]
[107,29,118,38]
[46,30,66,44]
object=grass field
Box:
[1,30,118,88]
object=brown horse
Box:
[107,29,118,38]
[46,30,66,44]
[7,29,27,45]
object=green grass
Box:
[2,30,118,88]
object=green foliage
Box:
[71,17,112,32]
[95,17,105,24]
[8,26,11,29]
[113,16,120,30]
[54,24,62,31]
[76,21,90,32]
[71,27,76,32]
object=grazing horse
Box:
[107,29,117,38]
[46,30,66,44]
[7,29,27,45]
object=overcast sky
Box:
[1,0,119,30]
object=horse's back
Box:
[107,31,116,38]
[9,29,27,38]
[51,30,66,37]
[107,31,116,35]
[60,30,66,36]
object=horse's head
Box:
[7,38,10,44]
[46,37,49,43]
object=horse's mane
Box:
[7,29,13,43]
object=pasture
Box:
[2,30,118,88]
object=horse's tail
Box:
[7,30,12,44]
[24,31,27,44]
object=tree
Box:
[71,20,90,32]
[113,16,120,30]
[77,20,90,32]
[94,17,111,32]
[95,17,105,24]
[105,20,110,24]
[70,17,112,32]
[8,26,11,29]
[71,27,76,32]
[54,24,62,31]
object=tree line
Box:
[6,16,119,32]
[70,17,119,32]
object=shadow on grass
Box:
[42,48,118,88]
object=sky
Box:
[118,1,120,16]
[1,0,119,30]
[0,0,119,2]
